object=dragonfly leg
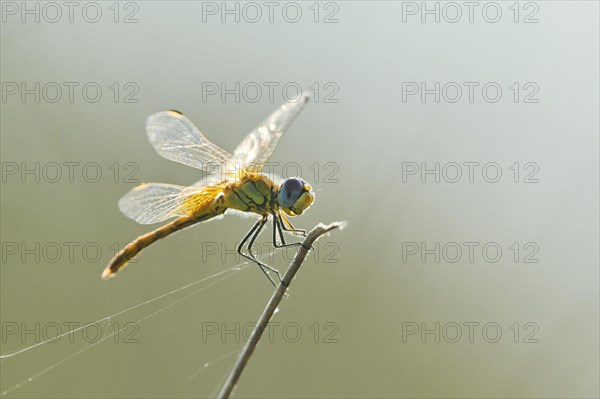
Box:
[273,213,312,251]
[272,213,288,247]
[279,213,306,237]
[238,216,281,287]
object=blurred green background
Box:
[1,1,598,398]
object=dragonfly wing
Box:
[176,183,227,217]
[118,182,227,225]
[231,92,310,172]
[118,183,196,224]
[192,173,224,187]
[146,110,234,173]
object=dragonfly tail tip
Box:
[101,268,116,280]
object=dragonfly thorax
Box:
[222,173,278,215]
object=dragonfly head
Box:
[277,178,314,216]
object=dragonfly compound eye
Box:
[278,178,314,216]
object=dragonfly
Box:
[101,93,315,286]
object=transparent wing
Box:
[119,183,192,225]
[192,173,224,187]
[231,92,310,172]
[118,182,222,225]
[146,110,234,172]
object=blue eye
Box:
[277,178,314,216]
[278,178,304,207]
